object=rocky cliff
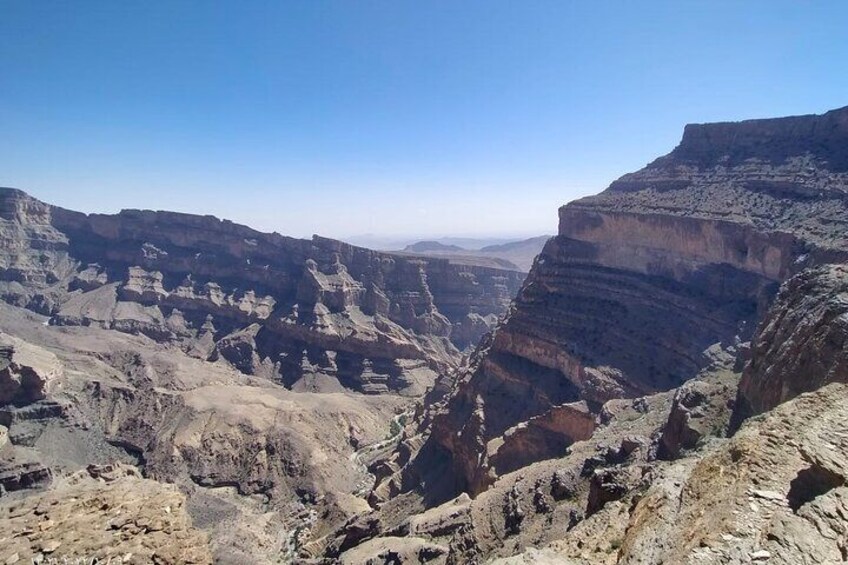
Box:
[734,263,848,423]
[323,106,848,565]
[0,188,525,395]
[0,188,525,562]
[372,105,848,507]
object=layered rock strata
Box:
[375,106,848,507]
[0,188,525,395]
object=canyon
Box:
[0,190,524,563]
[318,105,848,563]
[1,105,848,564]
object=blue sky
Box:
[1,1,847,239]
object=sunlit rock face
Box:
[0,188,526,396]
[395,105,848,503]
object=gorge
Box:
[2,105,848,564]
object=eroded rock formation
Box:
[323,106,848,564]
[389,105,848,505]
[0,188,525,395]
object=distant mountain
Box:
[480,235,551,253]
[403,241,466,253]
[341,235,532,251]
[398,235,551,272]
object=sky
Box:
[1,1,847,240]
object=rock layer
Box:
[0,188,525,395]
[380,106,848,507]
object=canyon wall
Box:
[0,188,525,396]
[390,105,848,502]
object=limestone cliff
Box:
[388,105,848,503]
[0,188,525,396]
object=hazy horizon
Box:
[2,2,847,238]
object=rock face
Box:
[0,190,523,561]
[0,334,62,406]
[0,463,212,564]
[0,188,525,395]
[383,105,848,505]
[734,264,848,423]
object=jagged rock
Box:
[734,264,848,423]
[657,373,736,460]
[338,536,448,564]
[585,468,629,516]
[450,312,499,351]
[208,323,266,376]
[0,453,51,495]
[0,334,62,407]
[612,383,848,564]
[0,189,76,294]
[488,401,596,478]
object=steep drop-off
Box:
[323,105,848,565]
[381,105,848,506]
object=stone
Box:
[0,335,62,407]
[0,464,211,563]
[734,264,848,424]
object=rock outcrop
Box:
[0,463,212,564]
[384,105,848,505]
[0,334,62,407]
[734,263,848,423]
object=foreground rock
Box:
[0,463,212,564]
